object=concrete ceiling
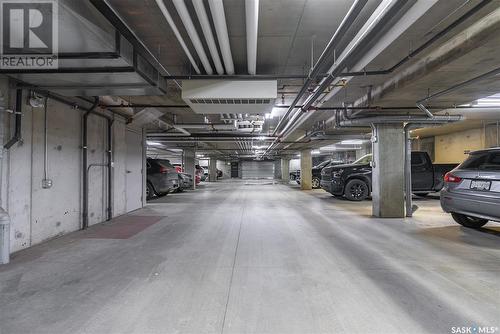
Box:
[101,0,500,158]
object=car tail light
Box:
[444,172,462,183]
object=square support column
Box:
[209,158,217,182]
[281,158,290,182]
[300,150,312,190]
[372,123,405,218]
[183,149,196,190]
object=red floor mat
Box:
[81,215,164,239]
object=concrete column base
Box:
[372,123,405,218]
[300,150,312,190]
[209,158,217,182]
[183,149,196,190]
[281,159,290,182]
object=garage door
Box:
[241,161,275,179]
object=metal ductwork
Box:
[3,0,168,96]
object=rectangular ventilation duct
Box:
[182,80,277,114]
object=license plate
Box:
[470,180,491,191]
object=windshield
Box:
[353,154,372,165]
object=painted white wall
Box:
[1,85,144,253]
[290,159,300,171]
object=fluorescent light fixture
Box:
[312,150,321,155]
[320,145,338,152]
[146,141,163,147]
[271,107,286,118]
[340,140,363,145]
[255,136,267,141]
[472,93,500,106]
[252,145,267,149]
[197,154,205,158]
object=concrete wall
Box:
[1,83,144,253]
[434,128,485,164]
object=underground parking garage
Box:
[0,0,500,333]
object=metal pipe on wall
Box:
[82,98,113,230]
[0,87,11,264]
[4,89,23,149]
[42,97,52,189]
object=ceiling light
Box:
[312,150,320,155]
[320,145,338,152]
[340,140,363,145]
[146,141,163,147]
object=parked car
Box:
[321,152,457,201]
[195,165,206,182]
[146,158,179,200]
[441,148,500,228]
[295,159,345,188]
[177,172,193,192]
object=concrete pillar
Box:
[209,158,217,182]
[281,158,290,182]
[300,150,312,190]
[183,149,196,189]
[372,123,405,218]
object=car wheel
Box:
[344,179,369,201]
[312,177,321,189]
[146,182,155,200]
[451,213,488,228]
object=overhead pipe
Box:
[192,0,225,75]
[209,0,235,75]
[416,66,500,117]
[338,114,463,126]
[0,88,11,264]
[154,0,201,74]
[272,0,368,137]
[4,89,23,149]
[264,0,407,158]
[301,0,412,112]
[173,0,213,75]
[245,0,259,75]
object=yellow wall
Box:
[434,128,485,164]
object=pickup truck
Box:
[320,152,457,201]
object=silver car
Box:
[441,148,500,228]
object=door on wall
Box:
[241,161,275,179]
[125,129,143,212]
[231,162,239,178]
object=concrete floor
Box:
[1,180,499,334]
